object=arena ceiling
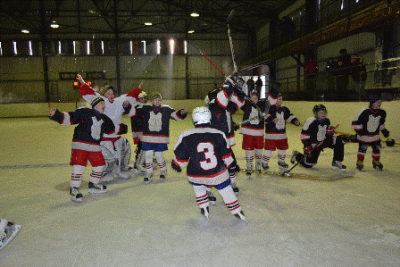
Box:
[0,0,293,36]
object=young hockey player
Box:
[0,217,21,250]
[291,104,346,170]
[130,91,148,173]
[352,94,390,170]
[172,106,246,221]
[262,94,300,172]
[239,91,269,177]
[48,96,125,202]
[76,74,142,182]
[205,75,246,194]
[125,92,188,184]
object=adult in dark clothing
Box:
[337,49,352,100]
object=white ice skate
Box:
[234,211,247,222]
[0,219,21,250]
[278,161,289,172]
[144,174,153,185]
[332,160,346,172]
[200,207,210,221]
[70,187,83,202]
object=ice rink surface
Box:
[1,114,399,267]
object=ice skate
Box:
[373,160,383,171]
[200,207,210,221]
[246,169,252,179]
[88,182,107,194]
[261,163,269,172]
[70,187,83,202]
[234,211,246,222]
[207,191,216,205]
[356,160,364,171]
[231,182,239,194]
[144,174,153,185]
[256,162,262,174]
[0,219,21,250]
[290,151,299,164]
[332,160,346,172]
[116,167,132,180]
[159,170,167,181]
[278,161,289,172]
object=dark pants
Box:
[296,136,344,168]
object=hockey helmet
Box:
[386,138,395,147]
[313,104,327,116]
[204,88,220,105]
[192,106,212,126]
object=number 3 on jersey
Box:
[198,142,217,170]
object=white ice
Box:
[0,112,399,267]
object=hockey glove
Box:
[326,126,335,137]
[171,161,182,173]
[386,138,395,147]
[381,129,390,138]
[119,123,128,135]
[304,146,313,157]
[233,121,240,131]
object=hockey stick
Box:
[227,10,238,73]
[283,124,339,176]
[191,44,226,77]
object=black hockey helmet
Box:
[313,104,327,116]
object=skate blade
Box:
[0,225,21,250]
[88,189,107,194]
[332,167,346,172]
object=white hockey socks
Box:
[217,185,242,215]
[192,185,210,210]
[70,165,86,189]
[255,149,263,165]
[245,150,254,171]
[144,150,154,177]
[89,166,104,185]
[155,151,167,176]
[278,149,287,163]
[262,150,272,165]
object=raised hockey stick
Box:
[227,10,238,73]
[191,44,226,77]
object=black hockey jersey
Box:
[208,82,245,146]
[130,103,146,137]
[50,108,116,152]
[239,99,267,137]
[352,107,387,143]
[127,104,187,144]
[173,127,234,185]
[301,117,331,147]
[265,105,298,140]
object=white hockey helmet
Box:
[192,106,212,126]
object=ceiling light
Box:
[190,10,199,17]
[144,22,152,26]
[21,29,30,33]
[50,21,59,28]
[188,30,195,34]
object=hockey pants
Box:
[100,137,131,177]
[296,136,344,168]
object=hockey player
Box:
[172,106,246,221]
[352,94,390,170]
[125,92,188,184]
[262,94,300,173]
[129,91,148,173]
[48,96,125,202]
[0,217,21,250]
[239,91,269,177]
[76,74,142,182]
[205,76,246,194]
[291,104,346,170]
